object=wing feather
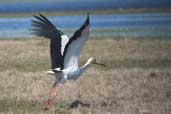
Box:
[62,15,90,69]
[32,13,69,69]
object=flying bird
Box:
[32,13,105,110]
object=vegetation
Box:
[0,8,171,18]
[0,38,171,114]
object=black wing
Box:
[62,15,90,69]
[32,13,65,69]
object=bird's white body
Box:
[47,57,94,83]
[58,57,94,81]
[32,14,92,84]
[32,14,104,110]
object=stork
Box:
[32,13,105,110]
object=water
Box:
[0,13,171,39]
[0,0,171,13]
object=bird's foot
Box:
[44,102,50,110]
[44,106,50,110]
[44,99,52,110]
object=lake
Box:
[0,0,171,13]
[0,12,171,39]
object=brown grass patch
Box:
[0,38,171,114]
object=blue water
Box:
[0,0,171,13]
[0,13,171,38]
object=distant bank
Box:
[0,1,171,13]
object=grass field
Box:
[0,38,171,114]
[0,8,171,18]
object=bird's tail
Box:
[46,70,55,75]
[53,68,62,73]
[46,68,62,75]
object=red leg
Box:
[44,82,57,110]
[44,83,63,110]
[48,82,57,100]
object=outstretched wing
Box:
[62,15,90,69]
[32,13,69,69]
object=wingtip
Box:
[87,13,90,17]
[32,13,44,19]
[33,14,40,20]
[39,13,45,17]
[85,13,90,25]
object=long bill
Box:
[93,61,106,67]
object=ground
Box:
[0,38,171,114]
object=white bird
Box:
[32,13,105,110]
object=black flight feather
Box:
[62,14,89,69]
[32,13,64,69]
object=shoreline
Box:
[0,8,171,18]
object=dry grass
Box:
[0,38,171,114]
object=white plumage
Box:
[61,35,69,55]
[32,13,105,110]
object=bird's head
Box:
[89,57,106,67]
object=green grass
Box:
[0,9,116,18]
[0,8,171,18]
[0,38,171,114]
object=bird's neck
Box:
[79,58,92,76]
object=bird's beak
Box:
[93,61,106,67]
